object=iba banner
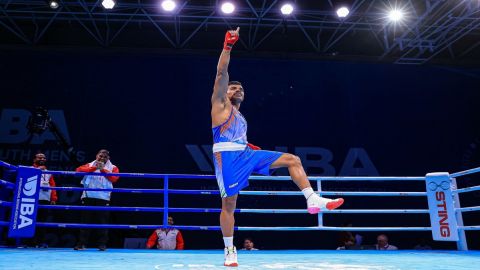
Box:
[8,166,41,238]
[425,172,458,241]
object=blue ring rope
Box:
[451,166,480,178]
[3,160,479,180]
[0,201,433,214]
[456,206,480,213]
[40,169,426,181]
[0,221,435,231]
[0,160,17,170]
[0,179,14,189]
[0,200,12,207]
[7,201,478,215]
[454,185,480,194]
[44,187,426,197]
[0,221,474,231]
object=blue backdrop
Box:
[0,49,479,249]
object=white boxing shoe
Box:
[224,246,238,267]
[307,194,344,214]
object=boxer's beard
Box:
[34,160,46,166]
[230,97,242,105]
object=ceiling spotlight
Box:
[49,1,59,9]
[336,7,349,18]
[221,2,235,14]
[280,3,294,15]
[388,9,404,22]
[161,0,176,12]
[102,0,116,10]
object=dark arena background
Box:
[1,1,480,268]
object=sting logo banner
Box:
[425,172,458,241]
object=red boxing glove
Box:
[223,27,240,51]
[247,143,261,150]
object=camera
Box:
[27,107,51,134]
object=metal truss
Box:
[0,0,479,65]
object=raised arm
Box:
[212,27,240,104]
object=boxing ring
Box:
[0,159,479,269]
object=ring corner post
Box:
[316,179,323,228]
[163,176,169,228]
[451,177,468,251]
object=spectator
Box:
[73,149,119,251]
[146,216,184,250]
[375,234,398,250]
[337,222,355,250]
[336,221,362,250]
[241,237,259,250]
[32,152,57,248]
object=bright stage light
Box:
[161,0,176,12]
[49,1,59,9]
[102,0,116,10]
[221,2,235,14]
[336,7,350,18]
[388,9,404,22]
[280,4,294,15]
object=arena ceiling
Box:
[0,0,479,66]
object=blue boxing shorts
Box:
[213,147,283,198]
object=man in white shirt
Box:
[375,234,398,250]
[73,149,119,251]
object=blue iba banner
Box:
[8,166,41,238]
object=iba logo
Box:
[186,145,379,176]
[17,175,38,229]
[9,166,42,238]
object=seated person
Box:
[336,221,363,250]
[375,234,398,250]
[146,216,184,250]
[241,238,259,250]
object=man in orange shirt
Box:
[32,152,57,248]
[74,149,119,251]
[146,216,184,250]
